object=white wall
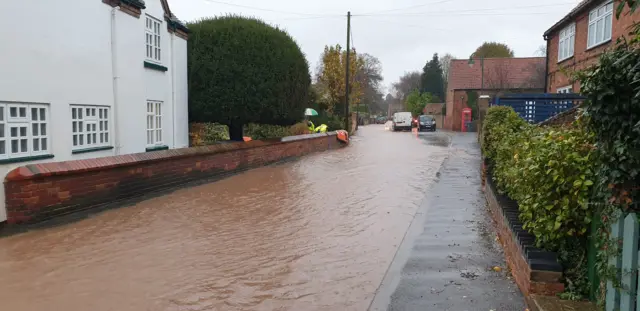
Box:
[173,37,190,148]
[0,0,189,222]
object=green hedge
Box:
[191,122,316,145]
[483,107,595,298]
[244,123,293,140]
[482,106,529,160]
[484,107,595,248]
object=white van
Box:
[392,112,413,131]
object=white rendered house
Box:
[0,0,189,222]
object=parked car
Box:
[376,116,387,124]
[417,115,437,132]
[392,112,413,131]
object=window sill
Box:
[144,61,168,72]
[586,39,611,51]
[0,154,54,165]
[146,145,169,152]
[72,146,114,155]
[557,55,574,64]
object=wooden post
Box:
[606,210,624,311]
[620,213,638,310]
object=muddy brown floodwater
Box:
[0,126,450,311]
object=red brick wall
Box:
[547,2,640,93]
[4,133,344,225]
[485,177,565,296]
[444,90,468,131]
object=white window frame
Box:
[0,102,50,160]
[588,1,614,49]
[557,85,573,94]
[71,105,111,151]
[146,100,163,147]
[145,15,162,64]
[558,23,576,62]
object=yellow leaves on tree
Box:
[317,44,365,114]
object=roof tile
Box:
[447,57,546,91]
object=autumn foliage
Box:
[316,44,365,114]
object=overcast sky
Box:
[170,0,582,94]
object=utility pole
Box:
[345,11,351,132]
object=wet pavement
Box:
[0,127,524,311]
[0,126,452,311]
[369,133,526,311]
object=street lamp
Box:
[468,55,485,95]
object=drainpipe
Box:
[170,25,176,148]
[111,7,121,155]
[544,34,550,93]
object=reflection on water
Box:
[0,126,450,311]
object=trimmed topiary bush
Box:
[188,16,311,141]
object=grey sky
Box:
[171,0,582,93]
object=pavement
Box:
[369,132,526,311]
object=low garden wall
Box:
[484,167,565,296]
[4,132,344,225]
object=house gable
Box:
[102,0,146,18]
[102,0,189,39]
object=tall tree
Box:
[317,44,365,114]
[484,59,511,90]
[385,93,399,116]
[440,53,454,83]
[420,53,445,101]
[188,16,310,141]
[439,53,455,101]
[471,42,515,58]
[534,45,547,57]
[356,53,385,114]
[405,90,432,117]
[523,61,546,90]
[392,71,421,103]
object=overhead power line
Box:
[355,2,577,17]
[361,0,453,15]
[358,16,450,31]
[203,0,342,17]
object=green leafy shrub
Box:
[289,122,311,135]
[575,25,640,302]
[310,115,344,131]
[578,34,640,208]
[203,123,229,142]
[188,16,311,140]
[189,123,229,146]
[243,123,291,140]
[504,128,595,248]
[482,106,529,161]
[482,107,596,299]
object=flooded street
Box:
[0,126,451,311]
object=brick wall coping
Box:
[6,132,337,182]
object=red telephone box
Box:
[461,108,472,132]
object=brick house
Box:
[444,57,546,131]
[544,0,639,93]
